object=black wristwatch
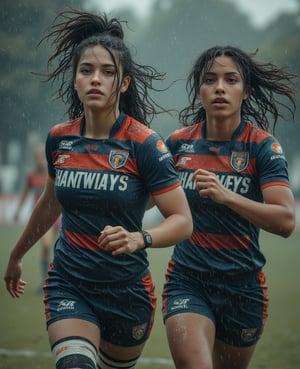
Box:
[141,230,152,249]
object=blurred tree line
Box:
[0,0,299,192]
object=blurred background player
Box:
[13,143,60,291]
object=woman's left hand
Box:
[193,168,230,204]
[98,225,143,256]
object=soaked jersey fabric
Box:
[46,112,180,284]
[166,120,291,276]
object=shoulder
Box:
[122,115,157,143]
[242,121,273,143]
[169,122,203,141]
[49,117,83,137]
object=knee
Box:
[52,336,97,369]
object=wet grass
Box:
[1,224,299,369]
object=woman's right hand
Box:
[4,256,26,298]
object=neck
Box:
[206,116,240,141]
[83,108,120,139]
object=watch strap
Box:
[141,230,152,249]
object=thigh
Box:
[48,318,100,348]
[213,339,256,369]
[165,313,215,369]
[100,339,146,361]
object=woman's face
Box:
[198,55,249,123]
[74,44,130,113]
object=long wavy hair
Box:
[38,9,168,126]
[179,45,298,132]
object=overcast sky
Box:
[88,0,299,28]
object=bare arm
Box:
[98,186,193,255]
[4,176,61,297]
[193,169,295,238]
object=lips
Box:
[212,98,228,104]
[87,89,103,95]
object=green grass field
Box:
[1,224,299,369]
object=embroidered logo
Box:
[86,144,99,151]
[170,298,190,311]
[230,151,249,172]
[179,143,195,153]
[241,327,258,342]
[156,140,168,153]
[177,156,192,166]
[271,142,283,154]
[54,154,70,165]
[57,299,76,312]
[58,140,73,150]
[109,150,129,169]
[132,323,147,340]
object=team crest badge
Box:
[109,150,129,169]
[132,323,147,340]
[241,327,257,342]
[230,151,249,172]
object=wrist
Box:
[141,230,152,249]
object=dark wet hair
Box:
[180,45,298,132]
[38,9,167,125]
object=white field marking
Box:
[0,348,173,366]
[0,348,282,369]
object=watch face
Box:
[145,234,152,244]
[142,230,152,247]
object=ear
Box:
[243,87,250,100]
[120,75,131,93]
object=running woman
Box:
[163,45,297,369]
[4,9,193,369]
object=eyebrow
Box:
[79,61,116,68]
[205,71,240,76]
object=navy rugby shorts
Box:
[162,261,269,347]
[43,264,157,346]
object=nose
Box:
[91,71,101,84]
[215,78,225,92]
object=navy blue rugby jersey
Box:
[46,112,180,284]
[166,120,291,275]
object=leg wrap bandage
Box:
[97,349,139,369]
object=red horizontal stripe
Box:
[175,154,256,174]
[64,230,106,251]
[261,182,290,189]
[190,231,250,250]
[53,152,139,176]
[151,181,181,196]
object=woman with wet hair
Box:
[162,45,298,369]
[4,9,192,369]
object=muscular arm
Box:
[98,186,193,255]
[4,176,61,297]
[147,186,193,247]
[193,169,295,238]
[10,176,61,259]
[223,185,295,237]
